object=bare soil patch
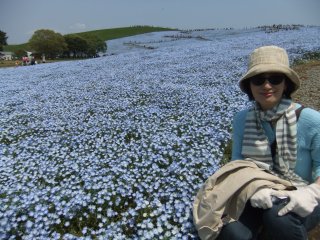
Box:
[293,60,320,111]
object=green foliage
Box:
[292,51,320,66]
[64,33,106,57]
[83,34,107,56]
[0,30,8,51]
[28,29,68,58]
[220,139,232,166]
[14,49,26,58]
[64,35,89,57]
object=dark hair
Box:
[284,78,296,98]
[242,79,254,101]
[242,76,295,101]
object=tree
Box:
[28,29,67,58]
[0,30,8,51]
[64,35,88,58]
[14,49,26,59]
[82,34,107,57]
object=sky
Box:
[1,0,320,44]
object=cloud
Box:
[69,23,87,30]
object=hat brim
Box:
[239,63,300,94]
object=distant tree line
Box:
[258,24,303,33]
[28,29,107,59]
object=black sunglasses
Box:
[250,75,285,86]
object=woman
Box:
[218,46,320,239]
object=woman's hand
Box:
[250,188,277,209]
[273,183,320,217]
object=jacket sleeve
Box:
[231,109,248,160]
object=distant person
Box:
[22,56,28,66]
[30,57,35,65]
[193,46,320,240]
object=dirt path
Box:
[293,60,320,240]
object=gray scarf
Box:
[242,99,307,185]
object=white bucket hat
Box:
[239,45,300,94]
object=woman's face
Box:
[250,72,287,111]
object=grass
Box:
[0,58,84,68]
[0,60,18,68]
[67,25,176,42]
[2,42,30,52]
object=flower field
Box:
[1,26,320,239]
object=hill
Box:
[3,26,176,53]
[66,25,176,41]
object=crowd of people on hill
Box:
[21,56,36,66]
[15,55,47,67]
